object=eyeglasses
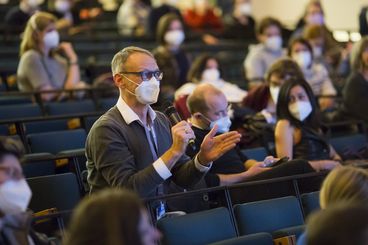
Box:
[120,70,163,81]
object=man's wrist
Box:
[197,151,208,166]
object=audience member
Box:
[274,78,341,168]
[148,0,182,36]
[342,37,368,124]
[117,0,150,37]
[297,166,368,245]
[85,47,241,216]
[0,137,53,245]
[288,37,336,110]
[306,203,368,245]
[359,6,368,36]
[5,0,40,34]
[222,0,256,40]
[176,54,247,104]
[64,188,161,245]
[47,0,74,32]
[17,12,87,101]
[242,58,304,124]
[243,17,285,87]
[152,13,190,104]
[186,84,338,187]
[182,0,223,33]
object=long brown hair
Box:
[64,189,145,245]
[20,12,57,56]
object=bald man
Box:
[187,83,324,187]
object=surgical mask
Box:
[43,30,60,49]
[55,0,70,13]
[123,75,160,105]
[269,85,280,104]
[293,51,312,69]
[307,13,324,25]
[288,101,312,121]
[27,0,39,8]
[202,68,220,83]
[201,114,232,133]
[265,36,282,52]
[164,30,185,46]
[238,3,252,15]
[312,46,323,58]
[0,179,32,214]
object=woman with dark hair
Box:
[175,53,247,103]
[242,58,304,124]
[342,37,368,124]
[64,188,161,245]
[152,13,190,103]
[274,78,341,167]
[288,37,336,110]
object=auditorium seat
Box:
[157,207,237,245]
[209,233,274,245]
[241,147,268,161]
[0,103,42,120]
[27,129,87,154]
[46,100,96,116]
[329,134,367,159]
[27,173,81,212]
[234,196,304,236]
[301,191,320,217]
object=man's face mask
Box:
[0,179,32,214]
[122,74,160,105]
[200,113,232,133]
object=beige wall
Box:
[251,0,367,31]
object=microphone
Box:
[163,102,197,151]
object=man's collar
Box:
[116,96,156,125]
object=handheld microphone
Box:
[163,102,197,151]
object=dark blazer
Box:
[86,106,204,198]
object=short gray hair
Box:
[111,46,154,76]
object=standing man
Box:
[86,47,240,202]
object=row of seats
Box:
[157,194,320,245]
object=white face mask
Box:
[312,46,323,58]
[0,179,32,214]
[269,85,280,104]
[293,51,312,69]
[288,101,312,121]
[265,36,282,52]
[238,3,252,15]
[43,30,60,49]
[55,0,70,13]
[123,75,160,105]
[27,0,39,8]
[307,13,324,25]
[202,68,220,83]
[200,113,231,133]
[164,30,185,46]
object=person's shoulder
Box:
[312,62,328,73]
[276,119,292,129]
[91,107,122,130]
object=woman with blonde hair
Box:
[319,166,368,208]
[17,11,85,101]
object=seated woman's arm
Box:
[275,119,294,158]
[58,42,81,90]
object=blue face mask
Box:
[200,114,232,133]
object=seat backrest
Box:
[0,103,42,120]
[241,147,268,161]
[301,191,320,217]
[329,134,367,157]
[209,232,274,245]
[27,129,87,154]
[46,100,96,116]
[234,196,304,235]
[25,119,69,134]
[27,173,81,212]
[157,207,237,245]
[98,98,117,112]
